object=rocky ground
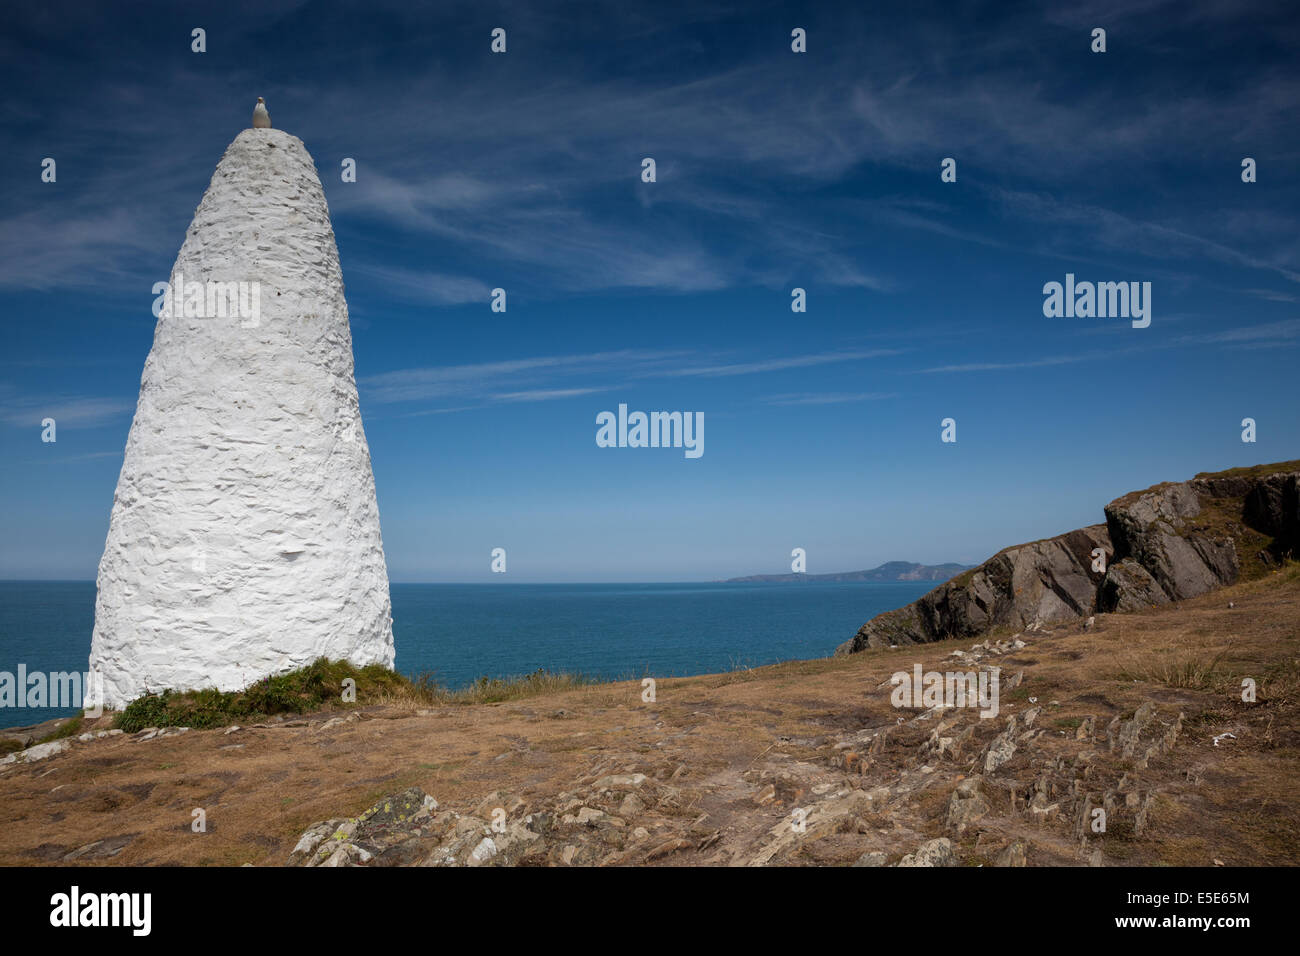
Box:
[1,566,1296,866]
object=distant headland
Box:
[722,561,971,584]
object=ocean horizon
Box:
[0,578,934,730]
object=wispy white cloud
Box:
[1244,289,1298,303]
[1,0,1294,305]
[917,354,1102,374]
[360,346,901,413]
[662,349,902,378]
[359,349,687,404]
[0,208,161,291]
[989,187,1300,285]
[350,263,492,305]
[917,318,1300,373]
[492,387,612,402]
[763,392,898,405]
[14,450,122,467]
[1176,318,1300,345]
[0,396,135,429]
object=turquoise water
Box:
[0,579,934,729]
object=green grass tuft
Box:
[114,659,595,731]
[37,715,84,744]
[115,659,415,732]
[445,669,594,704]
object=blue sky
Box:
[1,0,1297,582]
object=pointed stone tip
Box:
[230,127,306,152]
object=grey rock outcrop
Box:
[1097,559,1169,613]
[897,837,956,867]
[1098,482,1236,610]
[838,525,1109,652]
[838,462,1299,653]
[1241,472,1300,552]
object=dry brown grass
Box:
[1116,643,1238,692]
[1,566,1296,867]
[372,669,594,708]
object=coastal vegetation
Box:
[115,659,592,732]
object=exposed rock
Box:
[982,717,1019,773]
[468,837,498,865]
[838,525,1110,651]
[62,834,137,861]
[619,792,646,817]
[946,777,989,834]
[0,730,35,750]
[288,820,340,865]
[321,843,372,867]
[747,789,875,865]
[1241,472,1300,552]
[1098,558,1171,613]
[1028,791,1061,823]
[994,841,1027,867]
[852,851,888,867]
[840,463,1300,652]
[1102,482,1237,602]
[0,739,69,766]
[593,773,648,790]
[292,787,437,867]
[840,601,926,652]
[646,837,693,861]
[1107,705,1183,770]
[897,837,955,867]
[1109,702,1157,757]
[276,641,1205,869]
[573,807,607,826]
[316,713,360,732]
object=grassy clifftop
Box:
[115,660,590,732]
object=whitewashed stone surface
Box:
[89,128,394,709]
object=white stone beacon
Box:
[88,124,395,710]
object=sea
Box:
[0,579,935,730]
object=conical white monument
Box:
[89,116,394,710]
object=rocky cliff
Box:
[836,461,1299,654]
[88,128,395,708]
